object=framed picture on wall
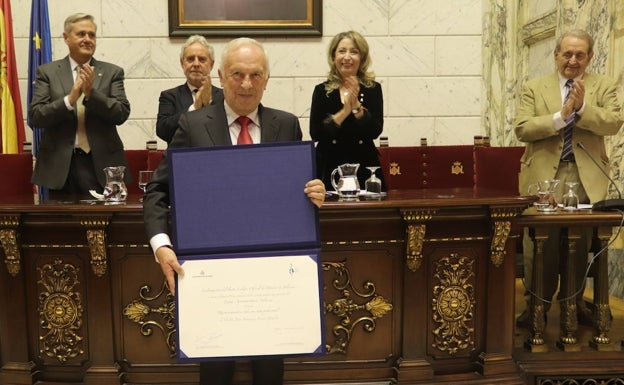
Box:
[168,0,323,37]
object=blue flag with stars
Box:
[28,0,52,199]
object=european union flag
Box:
[28,0,51,198]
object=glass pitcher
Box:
[528,179,559,212]
[331,163,360,200]
[103,166,128,202]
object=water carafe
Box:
[331,163,360,200]
[528,179,559,212]
[103,166,128,202]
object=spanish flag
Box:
[0,0,25,154]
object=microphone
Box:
[576,141,624,211]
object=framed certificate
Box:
[168,141,324,360]
[177,251,324,360]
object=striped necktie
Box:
[561,79,575,161]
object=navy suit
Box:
[156,83,224,143]
[143,100,302,384]
[29,56,131,190]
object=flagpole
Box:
[28,0,52,200]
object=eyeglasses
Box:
[560,52,588,61]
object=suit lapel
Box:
[581,72,597,101]
[258,104,280,142]
[543,72,562,113]
[203,106,232,145]
[90,58,104,91]
[179,85,194,110]
[58,57,75,95]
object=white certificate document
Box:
[177,254,324,360]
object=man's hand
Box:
[155,246,185,295]
[78,64,95,99]
[69,79,83,105]
[193,77,213,109]
[562,94,576,122]
[305,179,326,208]
[571,79,585,111]
[562,79,585,121]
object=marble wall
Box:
[10,0,483,150]
[483,0,624,298]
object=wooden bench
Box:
[0,148,167,197]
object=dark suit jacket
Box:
[156,83,224,143]
[309,81,384,189]
[143,101,302,239]
[29,56,131,189]
[514,72,623,202]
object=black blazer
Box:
[309,81,384,189]
[143,101,302,239]
[29,56,131,189]
[156,83,224,143]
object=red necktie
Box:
[236,116,253,145]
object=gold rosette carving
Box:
[322,261,393,354]
[432,253,475,355]
[123,280,176,357]
[37,259,84,363]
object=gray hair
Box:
[180,35,215,62]
[555,29,594,55]
[219,37,270,76]
[63,13,96,35]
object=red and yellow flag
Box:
[0,0,25,154]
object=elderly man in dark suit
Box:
[29,13,131,195]
[156,35,224,143]
[143,37,325,385]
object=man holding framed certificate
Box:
[143,37,325,385]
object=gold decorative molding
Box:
[322,261,393,354]
[37,259,84,363]
[406,224,426,272]
[489,207,521,267]
[80,218,110,276]
[123,280,176,357]
[593,303,612,345]
[538,375,624,385]
[0,214,21,276]
[402,209,436,272]
[323,239,403,246]
[432,253,475,356]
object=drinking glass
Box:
[561,181,579,210]
[138,170,154,202]
[365,166,382,194]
